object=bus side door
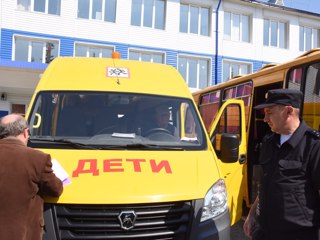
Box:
[209,99,247,225]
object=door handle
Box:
[239,154,246,164]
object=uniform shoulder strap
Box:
[306,128,320,140]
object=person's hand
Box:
[243,214,256,239]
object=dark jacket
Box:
[258,120,320,239]
[0,137,63,240]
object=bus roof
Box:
[35,57,191,98]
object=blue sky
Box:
[260,0,320,14]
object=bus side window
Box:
[288,63,320,130]
[199,91,220,132]
[303,63,320,130]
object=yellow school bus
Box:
[25,54,251,239]
[193,48,320,224]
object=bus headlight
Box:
[201,179,228,222]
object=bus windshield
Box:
[28,91,206,150]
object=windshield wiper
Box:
[101,143,184,150]
[29,138,183,150]
[29,137,100,150]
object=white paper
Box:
[112,132,136,138]
[51,159,71,185]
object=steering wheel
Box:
[144,128,171,136]
[95,124,118,135]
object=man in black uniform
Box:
[243,89,320,240]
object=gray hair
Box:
[0,114,29,139]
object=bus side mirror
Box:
[220,133,239,163]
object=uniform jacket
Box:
[0,137,63,240]
[258,120,320,238]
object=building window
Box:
[129,50,164,63]
[299,26,320,52]
[17,0,61,15]
[179,4,209,36]
[178,56,210,89]
[224,12,250,42]
[14,36,59,63]
[131,0,165,30]
[78,0,116,22]
[12,104,27,115]
[223,61,251,82]
[74,43,114,58]
[263,19,287,48]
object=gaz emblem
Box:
[118,211,137,230]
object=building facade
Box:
[0,0,320,115]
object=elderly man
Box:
[0,114,63,240]
[243,89,320,240]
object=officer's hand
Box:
[243,214,255,239]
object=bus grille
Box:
[55,201,193,240]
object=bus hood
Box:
[44,149,220,204]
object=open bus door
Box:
[208,99,247,225]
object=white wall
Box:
[221,0,320,63]
[1,0,216,54]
